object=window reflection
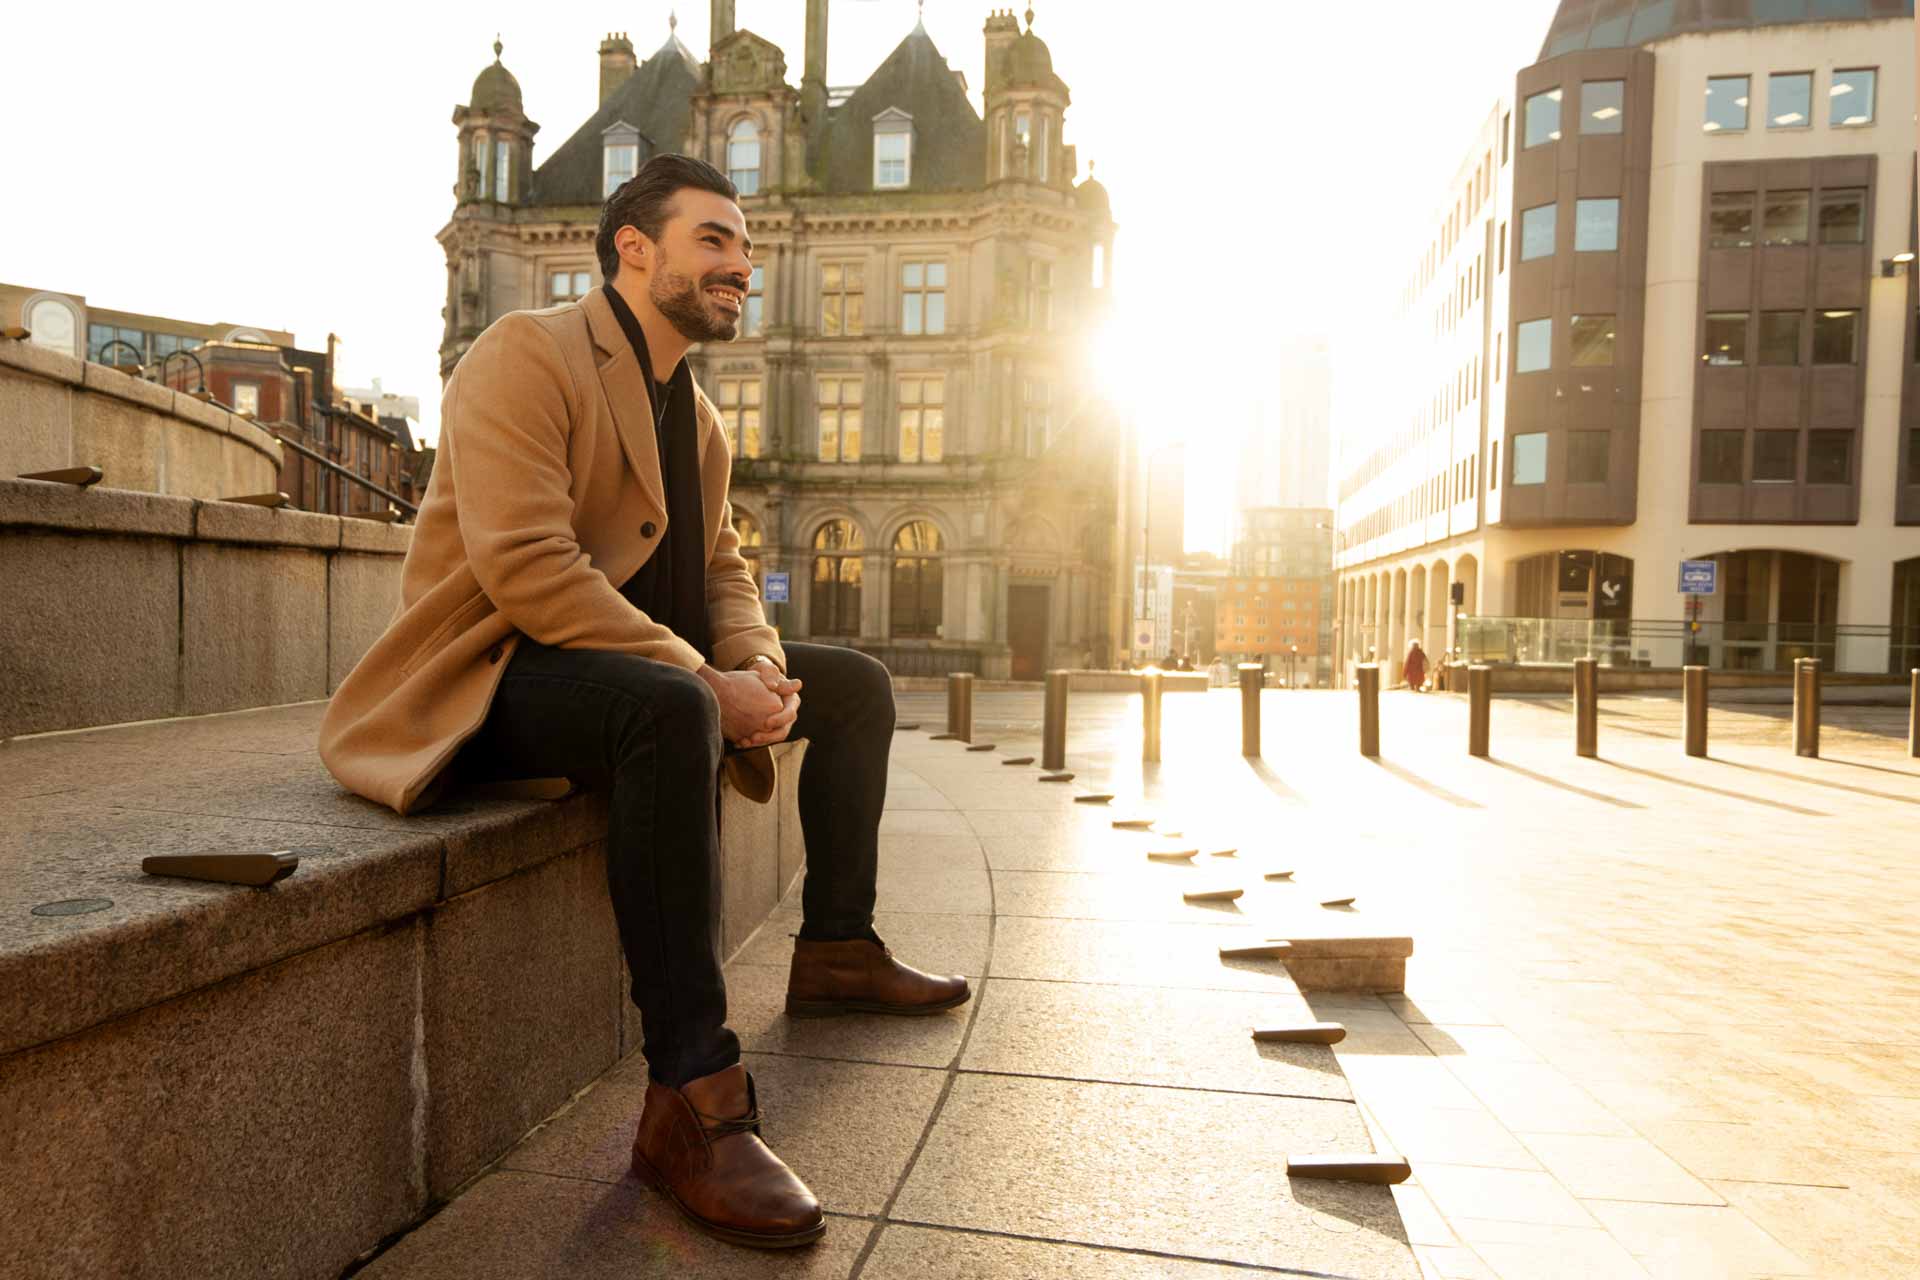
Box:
[1830,68,1876,127]
[1581,80,1624,134]
[1704,76,1749,133]
[1767,72,1812,129]
[1523,89,1561,148]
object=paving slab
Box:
[859,1224,1284,1279]
[891,1073,1419,1277]
[358,1171,872,1278]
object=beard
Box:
[651,256,740,343]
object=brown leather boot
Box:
[629,1064,825,1249]
[785,936,972,1017]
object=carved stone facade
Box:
[436,6,1122,677]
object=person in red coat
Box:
[1404,640,1429,692]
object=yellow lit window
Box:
[820,262,866,337]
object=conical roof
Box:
[470,38,523,113]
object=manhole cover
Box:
[31,898,113,917]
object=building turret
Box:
[983,7,1070,187]
[452,37,539,205]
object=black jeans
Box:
[455,640,895,1087]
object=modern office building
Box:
[437,3,1122,678]
[1228,507,1334,684]
[1332,0,1918,684]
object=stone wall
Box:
[0,338,282,500]
[0,477,408,737]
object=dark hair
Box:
[596,153,737,280]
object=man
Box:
[319,153,968,1251]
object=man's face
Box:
[649,189,753,344]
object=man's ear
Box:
[614,225,653,274]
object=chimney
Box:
[982,9,1020,95]
[803,0,828,103]
[711,0,735,49]
[599,32,635,105]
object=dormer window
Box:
[873,107,914,189]
[727,119,762,195]
[603,121,641,197]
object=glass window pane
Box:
[1807,431,1850,484]
[1817,189,1865,244]
[1575,198,1619,251]
[741,409,760,458]
[818,378,839,407]
[925,375,944,406]
[1705,75,1750,132]
[744,380,761,405]
[822,295,841,336]
[1581,80,1624,133]
[717,380,739,406]
[743,296,762,334]
[1520,204,1555,261]
[928,262,946,287]
[1754,431,1797,481]
[823,263,842,290]
[1523,89,1562,148]
[899,377,921,406]
[1704,313,1749,366]
[923,409,943,462]
[845,294,864,336]
[1570,314,1616,366]
[1569,431,1610,483]
[842,409,861,460]
[1760,190,1809,246]
[1759,312,1803,365]
[819,416,838,461]
[1515,318,1552,373]
[575,271,591,295]
[925,293,945,335]
[551,271,569,298]
[901,414,919,461]
[902,294,922,335]
[1710,193,1755,249]
[902,262,923,288]
[842,379,862,406]
[1512,433,1548,485]
[1701,431,1744,483]
[1768,72,1812,128]
[846,262,865,290]
[1831,68,1876,127]
[1812,310,1858,364]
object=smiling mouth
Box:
[705,286,743,314]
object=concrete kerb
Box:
[0,723,805,1278]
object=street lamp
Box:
[1290,643,1299,690]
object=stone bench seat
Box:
[0,701,805,1280]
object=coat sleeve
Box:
[696,387,787,674]
[445,313,705,672]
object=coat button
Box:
[488,645,504,664]
[641,521,657,538]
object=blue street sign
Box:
[763,571,790,604]
[1678,559,1717,595]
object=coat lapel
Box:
[582,288,667,519]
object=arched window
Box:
[23,296,80,357]
[890,521,944,638]
[810,520,864,636]
[732,508,763,588]
[728,118,761,196]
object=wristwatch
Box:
[737,654,778,673]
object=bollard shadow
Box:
[1597,759,1826,817]
[1708,757,1920,806]
[1363,757,1483,809]
[1243,758,1303,802]
[1480,757,1645,809]
[1820,757,1920,781]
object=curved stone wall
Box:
[0,338,282,500]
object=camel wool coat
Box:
[319,288,784,815]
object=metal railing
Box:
[856,644,983,678]
[1454,616,1919,676]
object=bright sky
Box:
[3,0,1555,553]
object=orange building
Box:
[1214,576,1323,664]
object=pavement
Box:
[357,686,1920,1280]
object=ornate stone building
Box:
[436,3,1122,678]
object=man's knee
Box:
[603,663,720,765]
[838,648,896,731]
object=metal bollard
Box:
[1042,670,1070,771]
[1238,663,1263,757]
[946,672,974,743]
[1356,664,1380,758]
[1793,657,1820,759]
[1909,669,1918,759]
[1573,657,1598,759]
[1141,670,1163,763]
[1683,665,1708,758]
[1468,664,1491,758]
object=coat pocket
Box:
[397,593,494,680]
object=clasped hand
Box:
[697,663,801,749]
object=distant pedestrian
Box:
[1403,640,1428,692]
